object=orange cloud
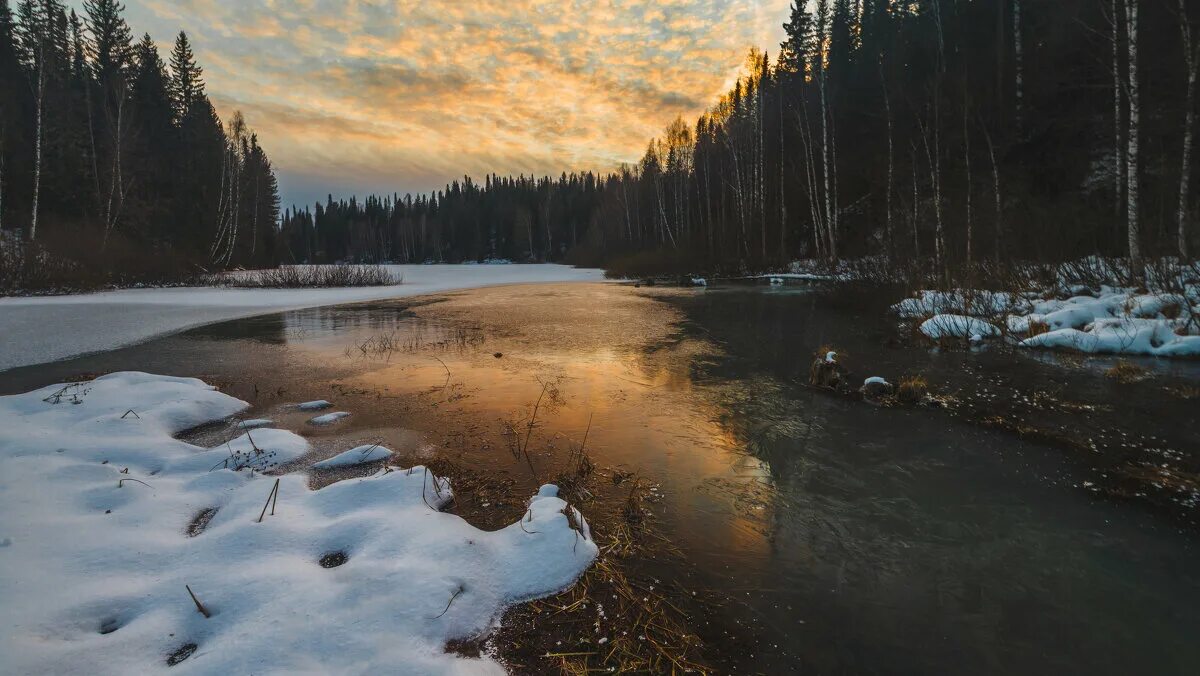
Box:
[120,0,792,206]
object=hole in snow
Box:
[187,508,218,537]
[166,643,198,666]
[98,617,120,635]
[319,551,347,568]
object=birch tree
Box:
[1125,0,1141,267]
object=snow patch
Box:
[312,444,394,469]
[0,373,597,674]
[920,314,1001,340]
[296,400,332,411]
[309,411,351,426]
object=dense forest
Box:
[2,1,1196,281]
[281,0,1199,276]
[0,0,280,277]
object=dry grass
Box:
[896,375,929,405]
[1105,360,1148,384]
[1027,320,1051,338]
[227,265,401,288]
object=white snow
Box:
[309,411,351,426]
[895,274,1199,357]
[0,372,597,674]
[863,377,891,386]
[236,418,272,429]
[312,444,394,469]
[0,264,605,372]
[919,314,1002,340]
[296,400,332,411]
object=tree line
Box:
[0,0,280,274]
[282,0,1198,276]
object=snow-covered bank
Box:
[0,264,605,372]
[894,283,1200,357]
[0,373,597,674]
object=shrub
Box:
[1105,360,1147,384]
[896,375,929,404]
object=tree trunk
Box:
[1013,0,1024,131]
[982,120,1003,262]
[1176,0,1197,259]
[882,60,895,257]
[1112,0,1125,246]
[1126,0,1141,268]
[30,51,44,242]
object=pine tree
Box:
[168,30,202,122]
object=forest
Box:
[2,1,1198,282]
[0,0,280,283]
[280,0,1200,278]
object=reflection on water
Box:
[2,283,1198,674]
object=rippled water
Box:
[4,282,1198,674]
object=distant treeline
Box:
[0,0,279,275]
[283,0,1198,275]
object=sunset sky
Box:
[103,0,791,208]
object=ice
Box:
[0,264,605,372]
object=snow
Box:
[309,411,351,426]
[895,278,1199,357]
[863,377,891,386]
[0,264,605,372]
[919,314,1002,340]
[825,351,838,363]
[236,418,272,429]
[312,444,394,469]
[0,372,597,674]
[296,400,332,411]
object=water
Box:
[3,282,1198,674]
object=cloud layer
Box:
[111,0,790,207]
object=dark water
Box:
[2,282,1198,674]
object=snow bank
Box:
[919,314,1002,340]
[312,444,394,469]
[895,280,1199,358]
[0,264,605,372]
[0,373,597,674]
[236,418,272,429]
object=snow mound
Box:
[897,280,1199,358]
[1020,319,1200,357]
[297,400,332,411]
[920,314,1001,340]
[312,444,394,469]
[309,411,351,425]
[0,373,597,674]
[236,418,273,429]
[863,376,891,387]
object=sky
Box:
[99,0,792,209]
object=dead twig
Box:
[257,478,280,523]
[185,584,211,618]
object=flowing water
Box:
[3,282,1198,674]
